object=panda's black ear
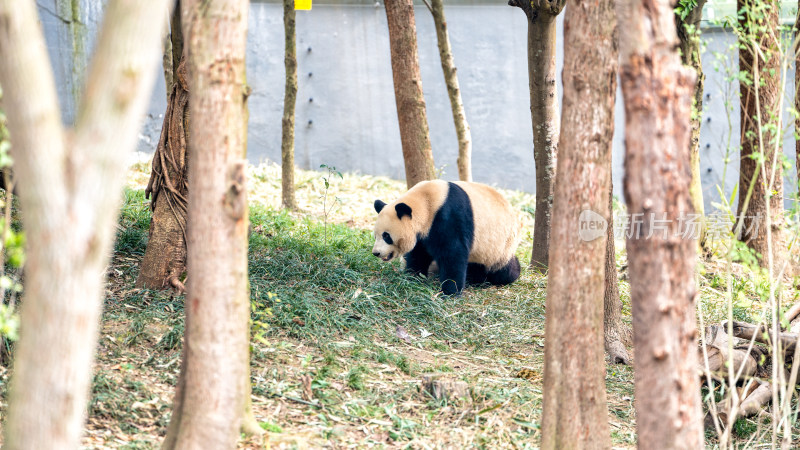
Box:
[374,200,387,213]
[395,202,412,220]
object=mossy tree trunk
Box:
[797,4,800,204]
[161,0,257,447]
[428,0,472,182]
[736,0,784,271]
[508,0,564,271]
[0,0,168,447]
[677,0,708,248]
[281,0,297,210]
[539,0,615,447]
[385,0,436,189]
[618,0,704,444]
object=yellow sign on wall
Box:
[295,0,311,10]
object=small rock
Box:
[421,374,470,401]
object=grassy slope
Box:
[29,162,782,448]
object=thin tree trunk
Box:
[797,3,800,204]
[162,0,252,447]
[171,0,183,79]
[539,0,614,447]
[618,0,704,445]
[238,51,264,440]
[137,5,189,291]
[428,0,471,182]
[509,0,564,271]
[385,0,436,189]
[0,0,168,448]
[163,27,174,96]
[281,0,297,209]
[677,0,708,249]
[737,0,784,270]
[604,185,631,365]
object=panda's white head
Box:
[372,199,416,261]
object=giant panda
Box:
[371,180,522,296]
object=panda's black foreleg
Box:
[487,256,521,286]
[437,257,468,296]
[403,241,433,277]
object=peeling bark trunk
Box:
[0,0,168,447]
[385,0,435,189]
[509,0,564,271]
[526,17,558,271]
[539,0,614,447]
[677,0,708,247]
[618,0,704,445]
[429,0,471,182]
[737,0,784,271]
[281,0,297,210]
[162,0,252,447]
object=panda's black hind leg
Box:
[487,256,521,286]
[466,263,488,285]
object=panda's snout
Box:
[372,250,394,261]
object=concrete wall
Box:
[35,0,798,211]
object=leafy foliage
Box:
[0,85,21,345]
[675,0,699,20]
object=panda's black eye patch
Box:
[382,232,393,245]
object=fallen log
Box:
[700,345,757,381]
[698,325,758,382]
[784,302,800,327]
[723,321,798,356]
[715,380,771,426]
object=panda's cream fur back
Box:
[384,180,521,271]
[453,181,522,271]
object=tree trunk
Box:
[385,0,436,189]
[677,0,708,248]
[137,5,189,291]
[163,29,174,96]
[429,0,472,182]
[281,0,297,210]
[797,3,800,204]
[604,186,631,365]
[509,0,564,271]
[539,0,614,447]
[618,0,704,445]
[170,0,183,87]
[162,0,252,447]
[737,0,784,271]
[0,0,168,448]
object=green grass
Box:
[247,206,547,350]
[98,185,800,448]
[115,189,151,256]
[98,189,562,447]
